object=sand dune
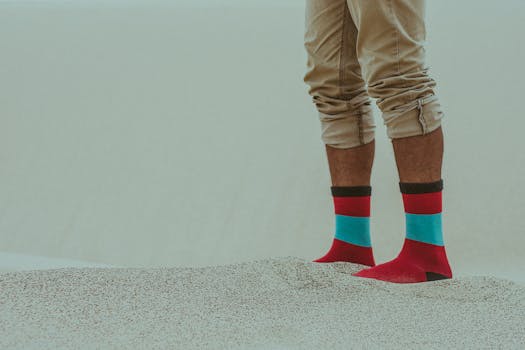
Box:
[1,257,524,350]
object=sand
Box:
[1,257,524,350]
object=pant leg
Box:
[346,0,444,139]
[304,0,375,149]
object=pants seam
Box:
[387,0,426,132]
[339,1,364,144]
[338,2,348,100]
[387,0,401,77]
[417,98,428,134]
[340,3,364,145]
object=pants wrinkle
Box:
[304,0,444,148]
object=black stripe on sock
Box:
[331,185,371,197]
[399,179,443,194]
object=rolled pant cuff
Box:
[319,110,376,149]
[384,98,444,139]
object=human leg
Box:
[346,0,452,282]
[304,0,375,265]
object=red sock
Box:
[353,179,452,283]
[313,185,375,266]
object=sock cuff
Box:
[399,179,443,194]
[331,185,371,197]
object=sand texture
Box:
[1,257,524,350]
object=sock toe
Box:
[313,239,375,266]
[352,259,428,283]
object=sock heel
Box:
[425,271,451,281]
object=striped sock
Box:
[313,185,375,266]
[353,179,452,283]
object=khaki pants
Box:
[304,0,444,148]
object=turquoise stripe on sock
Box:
[405,213,444,246]
[334,214,371,247]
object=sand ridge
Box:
[1,257,524,349]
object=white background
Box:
[1,1,524,283]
